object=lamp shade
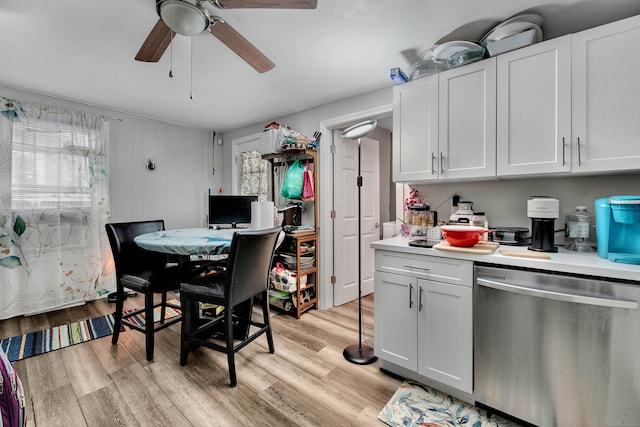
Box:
[340,119,378,140]
[160,0,210,36]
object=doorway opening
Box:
[317,105,403,310]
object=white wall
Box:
[410,174,640,244]
[1,86,218,229]
[220,87,393,192]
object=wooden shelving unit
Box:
[262,149,319,318]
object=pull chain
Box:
[190,37,194,99]
[169,5,174,78]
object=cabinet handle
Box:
[440,152,445,172]
[577,137,582,167]
[562,137,565,166]
[419,286,424,312]
[431,153,436,175]
[403,264,431,271]
[409,284,413,308]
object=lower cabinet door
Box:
[417,279,473,393]
[374,271,417,371]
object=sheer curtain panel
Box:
[0,97,114,319]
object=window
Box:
[10,121,93,210]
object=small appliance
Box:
[527,197,559,252]
[449,200,474,224]
[489,227,529,245]
[595,195,640,264]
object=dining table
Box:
[133,227,278,341]
[133,227,239,257]
[134,227,243,339]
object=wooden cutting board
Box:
[433,241,500,254]
[499,249,551,259]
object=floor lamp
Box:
[340,119,378,365]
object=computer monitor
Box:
[208,195,258,228]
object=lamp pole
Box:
[342,121,378,365]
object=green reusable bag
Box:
[280,159,305,199]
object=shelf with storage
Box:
[263,149,319,318]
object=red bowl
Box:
[441,225,489,247]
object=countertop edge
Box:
[371,236,640,282]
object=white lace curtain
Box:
[0,97,114,319]
[240,150,268,201]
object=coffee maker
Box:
[595,195,640,264]
[527,197,559,252]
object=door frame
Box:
[318,104,394,310]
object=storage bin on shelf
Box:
[255,128,283,155]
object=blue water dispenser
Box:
[595,195,640,264]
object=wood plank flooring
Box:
[2,294,402,427]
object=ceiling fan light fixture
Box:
[160,0,210,36]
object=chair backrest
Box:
[105,220,168,276]
[224,227,281,306]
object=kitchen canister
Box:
[565,205,596,252]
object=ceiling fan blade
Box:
[209,21,275,73]
[135,19,175,62]
[212,0,317,9]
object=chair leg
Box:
[145,292,155,361]
[180,295,198,366]
[160,291,167,325]
[111,289,125,345]
[262,291,275,354]
[225,307,237,387]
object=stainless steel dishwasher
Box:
[474,265,640,427]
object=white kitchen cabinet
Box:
[374,250,473,393]
[571,14,640,173]
[496,35,572,176]
[439,57,496,179]
[393,59,497,182]
[392,75,439,182]
[417,278,472,392]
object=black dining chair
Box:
[179,226,281,387]
[105,220,202,361]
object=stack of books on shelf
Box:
[283,224,315,236]
[200,302,224,319]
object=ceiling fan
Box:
[135,0,317,73]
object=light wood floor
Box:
[1,293,402,427]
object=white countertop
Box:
[371,236,640,282]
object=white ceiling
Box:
[2,0,640,132]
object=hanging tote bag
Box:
[302,160,315,201]
[280,158,305,199]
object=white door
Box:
[333,130,380,306]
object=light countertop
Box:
[371,236,640,282]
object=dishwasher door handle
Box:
[477,277,639,309]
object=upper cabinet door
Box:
[392,76,439,182]
[496,36,572,176]
[572,15,640,173]
[439,57,497,180]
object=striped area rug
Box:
[0,299,181,362]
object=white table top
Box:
[134,228,238,256]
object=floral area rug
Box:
[378,380,523,427]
